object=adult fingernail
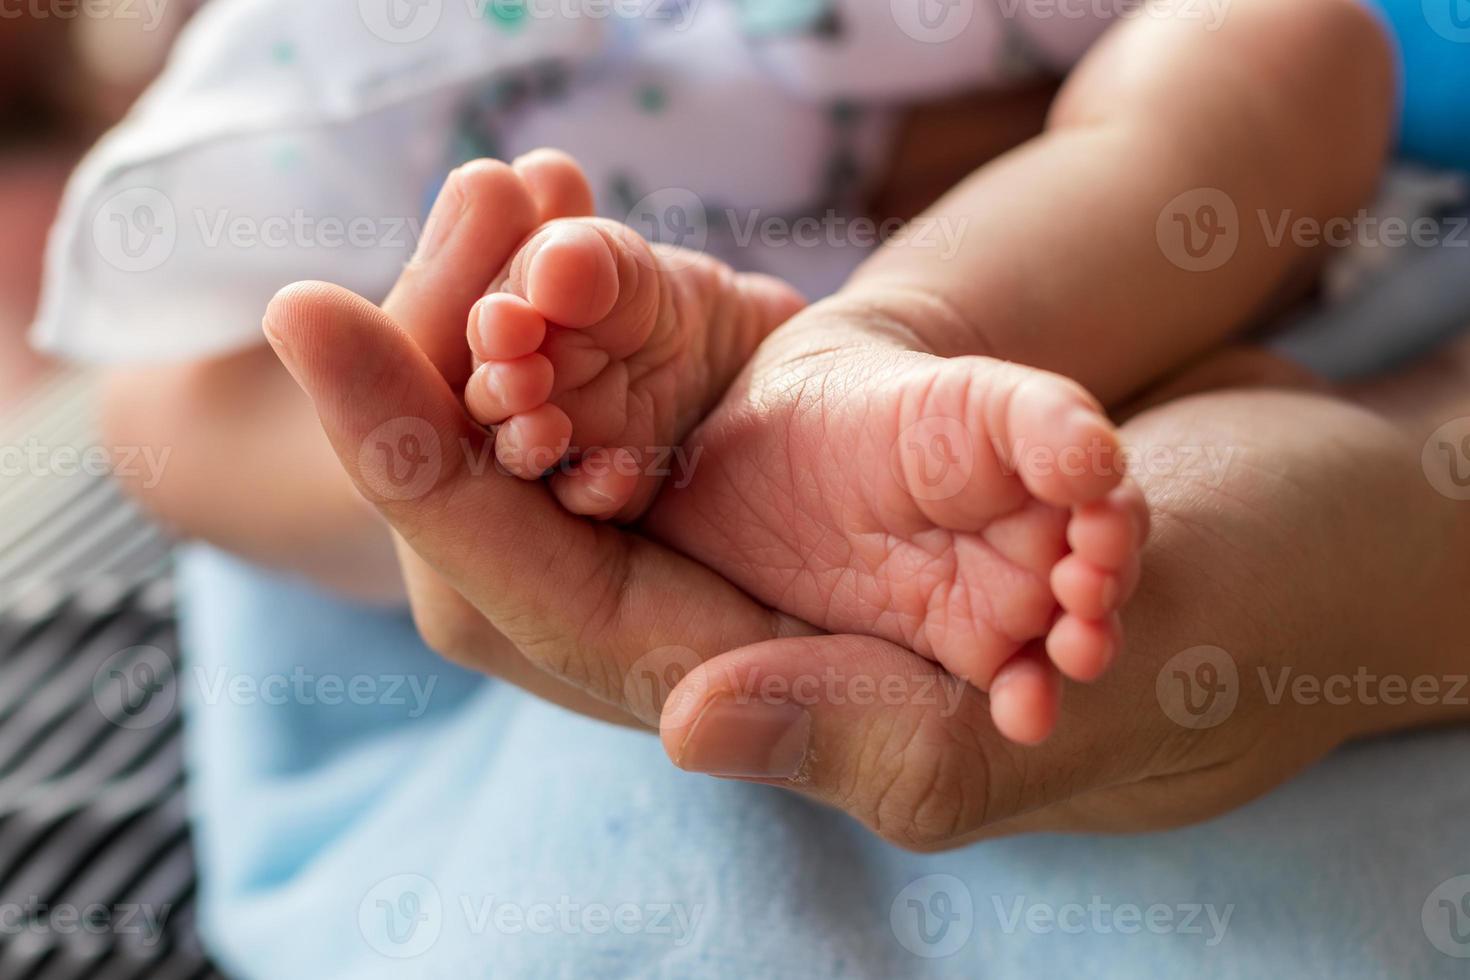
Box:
[675,697,811,779]
[415,168,466,261]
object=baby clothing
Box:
[32,0,1115,363]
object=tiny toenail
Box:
[1099,575,1119,610]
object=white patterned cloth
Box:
[32,0,1114,363]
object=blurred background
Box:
[0,2,197,406]
[0,8,225,980]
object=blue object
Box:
[179,546,1470,979]
[1368,0,1470,171]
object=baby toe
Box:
[1045,612,1121,683]
[495,403,572,479]
[1050,553,1121,621]
[1066,480,1146,572]
[550,448,642,520]
[988,651,1060,745]
[1005,375,1124,508]
[524,221,621,329]
[469,293,546,363]
[466,354,555,426]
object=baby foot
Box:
[464,171,804,519]
[455,156,1140,741]
[645,298,1147,744]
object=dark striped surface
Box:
[0,374,223,980]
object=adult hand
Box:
[264,156,1467,849]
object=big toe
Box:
[521,221,624,329]
[1002,370,1124,507]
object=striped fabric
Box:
[0,373,223,979]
